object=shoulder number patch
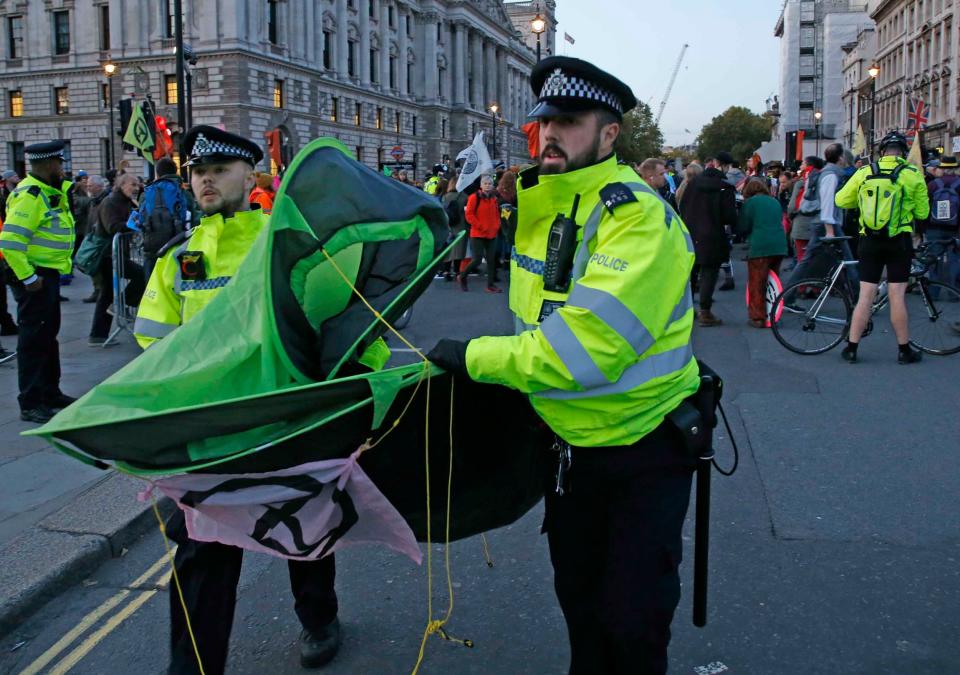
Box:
[599,182,638,215]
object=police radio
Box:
[542,194,581,293]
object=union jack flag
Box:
[907,98,929,138]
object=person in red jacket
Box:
[459,175,502,293]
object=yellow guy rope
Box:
[317,248,470,674]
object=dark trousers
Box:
[461,237,499,286]
[10,267,62,411]
[747,256,782,322]
[691,264,720,310]
[0,272,13,324]
[90,255,145,338]
[166,511,338,675]
[544,422,695,675]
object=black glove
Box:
[427,339,469,377]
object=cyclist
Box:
[835,131,928,364]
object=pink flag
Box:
[147,448,422,564]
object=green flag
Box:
[123,102,155,164]
[382,165,393,177]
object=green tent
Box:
[29,138,549,541]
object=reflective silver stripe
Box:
[0,240,28,251]
[538,343,694,400]
[667,286,694,326]
[1,224,33,239]
[566,284,654,356]
[32,238,72,250]
[133,316,178,339]
[571,202,604,282]
[514,316,538,335]
[45,225,72,236]
[540,312,609,389]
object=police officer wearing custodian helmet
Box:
[429,57,701,673]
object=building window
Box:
[54,87,69,115]
[164,75,178,105]
[9,90,23,117]
[436,22,442,42]
[323,31,333,70]
[331,96,339,122]
[9,142,25,178]
[100,83,109,110]
[274,79,284,108]
[438,67,445,98]
[369,0,375,17]
[441,118,446,139]
[268,0,279,44]
[101,139,110,173]
[356,146,364,163]
[99,5,111,51]
[7,15,24,59]
[388,6,395,27]
[407,15,414,38]
[376,106,383,129]
[164,0,176,38]
[370,49,378,82]
[395,111,401,133]
[406,63,413,92]
[348,41,357,77]
[412,115,417,136]
[53,10,71,55]
[389,56,397,89]
[355,102,362,126]
[61,140,72,174]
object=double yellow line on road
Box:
[19,548,175,675]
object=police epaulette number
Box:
[599,182,638,215]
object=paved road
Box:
[2,262,959,674]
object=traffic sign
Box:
[390,145,405,161]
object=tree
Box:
[695,106,772,163]
[615,102,664,165]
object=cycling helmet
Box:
[878,131,909,154]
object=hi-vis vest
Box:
[423,175,440,196]
[0,175,75,280]
[135,208,267,349]
[466,155,700,447]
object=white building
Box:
[840,26,877,149]
[0,0,556,179]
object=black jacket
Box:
[678,168,737,266]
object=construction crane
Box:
[655,43,689,126]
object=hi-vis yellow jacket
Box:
[134,208,267,349]
[466,155,699,447]
[0,175,75,281]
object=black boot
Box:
[898,344,923,364]
[300,618,341,668]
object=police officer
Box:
[428,57,699,674]
[0,141,77,423]
[836,131,928,364]
[135,126,341,674]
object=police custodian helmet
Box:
[528,56,637,121]
[181,125,264,167]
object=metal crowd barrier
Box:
[105,231,146,347]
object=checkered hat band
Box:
[26,151,64,160]
[190,133,254,161]
[539,71,622,114]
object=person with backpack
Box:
[835,131,929,364]
[786,144,858,289]
[459,175,502,293]
[441,175,469,280]
[131,157,195,280]
[925,155,960,290]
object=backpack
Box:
[857,162,907,233]
[139,178,185,258]
[929,177,960,227]
[798,170,822,215]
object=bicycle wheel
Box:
[770,279,852,355]
[906,281,960,355]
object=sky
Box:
[552,0,782,146]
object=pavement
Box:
[0,256,958,674]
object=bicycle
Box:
[769,235,960,356]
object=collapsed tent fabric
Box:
[28,137,550,544]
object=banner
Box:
[123,101,155,164]
[906,134,923,168]
[795,130,806,161]
[852,124,867,158]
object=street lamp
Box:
[489,103,500,164]
[103,61,117,172]
[814,110,822,156]
[531,14,546,62]
[868,63,880,158]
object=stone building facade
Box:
[0,0,556,179]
